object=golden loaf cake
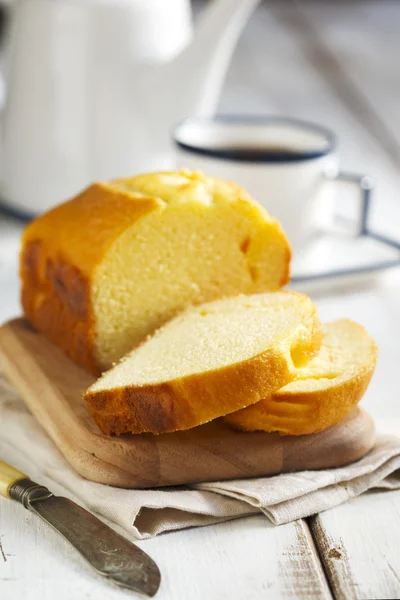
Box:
[20,170,291,375]
[83,292,321,435]
[224,319,377,435]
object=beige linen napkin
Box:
[1,373,399,539]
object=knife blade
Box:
[0,459,161,596]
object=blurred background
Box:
[0,0,399,419]
[217,0,400,238]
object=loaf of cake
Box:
[224,319,377,435]
[84,292,321,435]
[20,169,377,440]
[20,170,291,375]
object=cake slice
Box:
[84,292,321,435]
[20,170,290,375]
[224,319,377,435]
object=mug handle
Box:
[328,170,374,237]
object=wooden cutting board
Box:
[0,318,376,489]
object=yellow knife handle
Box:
[0,459,28,498]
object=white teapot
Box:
[0,0,260,215]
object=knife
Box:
[0,459,161,596]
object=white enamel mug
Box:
[173,116,372,253]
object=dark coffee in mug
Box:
[215,143,302,160]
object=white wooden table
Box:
[1,1,400,598]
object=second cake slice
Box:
[224,319,377,435]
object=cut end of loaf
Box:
[91,171,291,371]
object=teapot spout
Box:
[153,0,261,123]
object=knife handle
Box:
[0,459,28,498]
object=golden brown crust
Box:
[85,347,300,435]
[21,241,97,373]
[20,184,161,374]
[280,261,291,288]
[224,362,376,436]
[276,241,291,289]
[278,228,292,288]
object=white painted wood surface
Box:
[310,488,400,600]
[0,507,331,600]
[1,1,400,599]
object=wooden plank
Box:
[309,489,400,600]
[141,516,333,600]
[0,497,332,600]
